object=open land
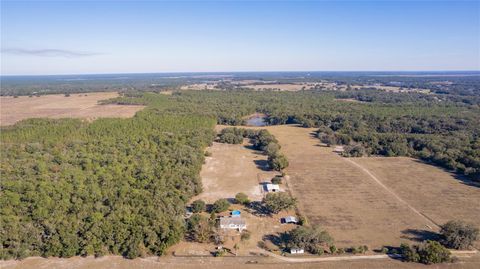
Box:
[2,251,480,269]
[226,125,480,250]
[0,92,145,126]
[195,140,278,203]
[2,124,479,268]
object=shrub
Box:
[400,243,420,262]
[191,199,206,213]
[241,230,251,241]
[440,220,479,250]
[268,153,289,171]
[271,176,282,184]
[263,192,296,214]
[401,241,451,264]
[417,240,451,264]
[186,214,214,243]
[329,245,337,254]
[235,192,250,205]
[212,198,230,213]
[284,226,333,255]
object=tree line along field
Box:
[1,89,479,260]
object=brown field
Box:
[0,92,145,126]
[351,157,480,233]
[244,83,315,91]
[238,125,479,250]
[195,140,278,203]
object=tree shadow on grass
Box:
[411,159,480,189]
[401,228,441,242]
[254,159,271,171]
[246,201,269,217]
[262,233,287,250]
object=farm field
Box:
[350,157,480,244]
[237,125,479,250]
[0,92,144,126]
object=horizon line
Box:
[2,69,480,77]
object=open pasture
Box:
[252,125,479,249]
[0,92,144,126]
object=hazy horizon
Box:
[1,0,479,75]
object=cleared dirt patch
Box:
[0,92,145,126]
[196,141,277,203]
[3,252,479,269]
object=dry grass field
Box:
[0,92,145,126]
[244,83,315,91]
[351,157,480,232]
[195,141,278,203]
[244,125,479,250]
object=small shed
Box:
[231,210,241,217]
[283,216,297,224]
[265,183,280,192]
[219,217,247,231]
[290,248,304,254]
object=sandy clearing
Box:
[195,141,277,203]
[0,92,145,126]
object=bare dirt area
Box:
[238,125,479,250]
[0,92,145,126]
[195,141,277,203]
[3,253,480,269]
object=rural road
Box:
[344,158,441,230]
[261,249,478,263]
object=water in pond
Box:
[246,115,267,126]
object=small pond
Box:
[246,114,267,126]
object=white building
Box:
[284,216,297,224]
[219,217,247,231]
[290,248,304,254]
[265,183,280,192]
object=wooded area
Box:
[1,87,479,260]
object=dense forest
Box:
[1,86,479,259]
[0,96,216,259]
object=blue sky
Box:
[1,0,479,75]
